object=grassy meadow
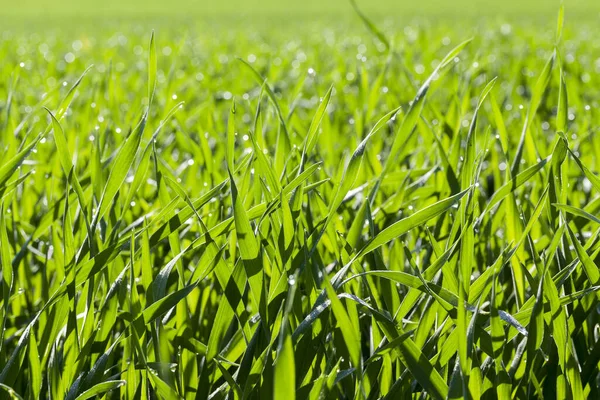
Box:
[1,1,600,399]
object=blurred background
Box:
[1,0,598,18]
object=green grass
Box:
[1,2,600,399]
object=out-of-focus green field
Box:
[2,0,599,17]
[1,1,600,399]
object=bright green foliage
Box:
[1,4,600,400]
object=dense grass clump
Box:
[1,5,600,399]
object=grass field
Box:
[1,1,600,399]
[2,0,598,17]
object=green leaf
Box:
[229,170,264,311]
[556,4,565,43]
[74,381,126,400]
[349,0,390,50]
[303,85,333,160]
[148,30,157,103]
[565,222,600,284]
[0,384,24,400]
[511,50,555,176]
[358,188,469,257]
[553,203,600,225]
[323,278,361,368]
[227,99,236,169]
[142,282,198,324]
[94,112,147,225]
[0,134,42,190]
[556,69,568,133]
[274,329,296,400]
[0,202,13,356]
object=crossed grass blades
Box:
[1,4,600,399]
